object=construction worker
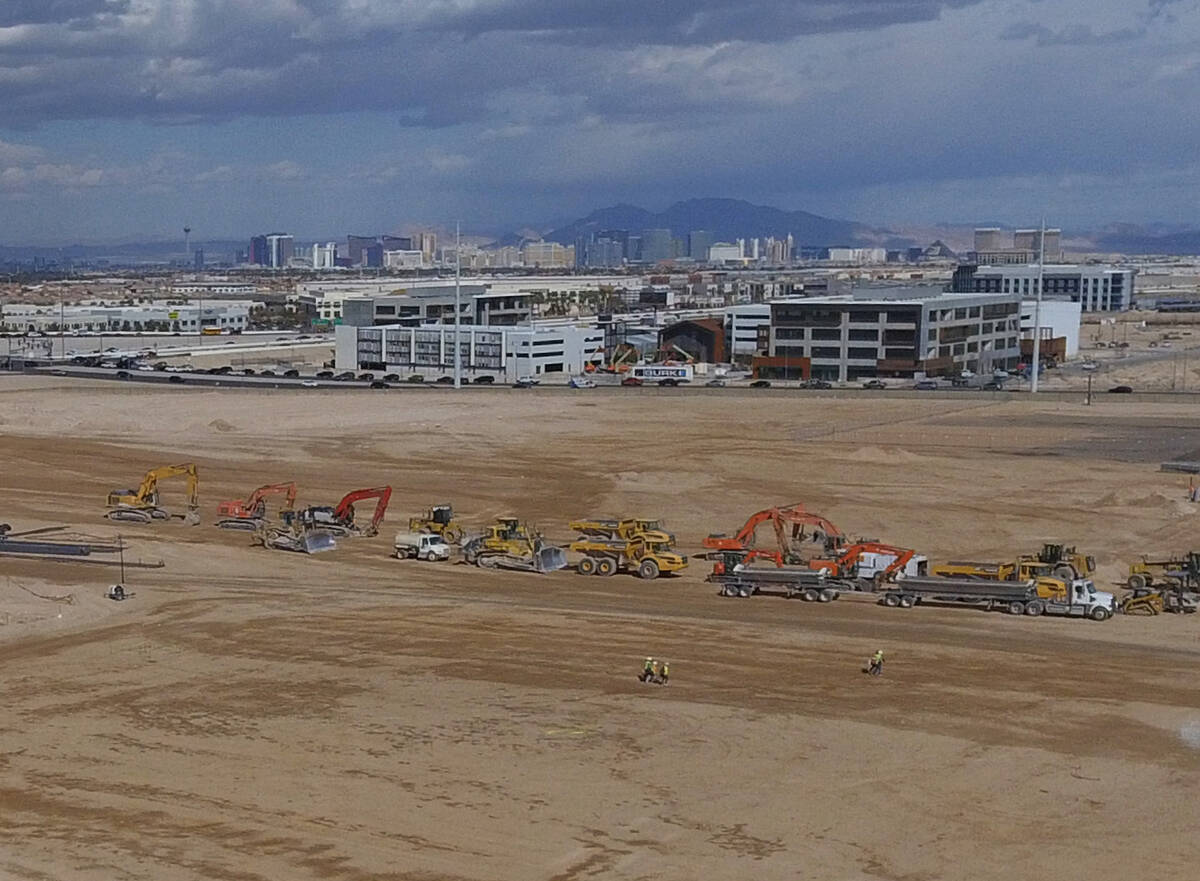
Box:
[649,658,660,683]
[868,649,884,676]
[639,657,654,682]
[660,661,669,686]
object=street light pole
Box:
[454,220,461,389]
[1030,218,1045,394]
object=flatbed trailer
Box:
[882,575,1115,620]
[709,566,841,601]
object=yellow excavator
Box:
[106,463,201,525]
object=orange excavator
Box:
[215,482,298,531]
[703,504,844,563]
[806,541,928,588]
[283,486,392,537]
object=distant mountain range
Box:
[535,198,911,249]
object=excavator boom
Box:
[333,486,392,535]
[107,463,199,525]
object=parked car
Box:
[804,379,832,390]
[705,378,727,387]
[333,371,356,381]
[382,373,400,382]
[435,376,455,384]
[316,370,334,379]
[242,368,256,375]
[260,370,276,377]
[1108,385,1134,394]
[569,375,597,388]
[283,369,300,378]
[512,379,534,389]
[473,375,494,384]
[913,379,938,390]
[153,362,168,371]
[658,378,680,387]
[406,374,425,383]
[621,376,643,387]
[358,372,375,381]
[862,379,887,390]
[750,379,772,388]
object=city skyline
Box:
[0,1,1197,244]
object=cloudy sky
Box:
[0,0,1197,243]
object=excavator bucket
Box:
[302,530,337,554]
[535,545,569,573]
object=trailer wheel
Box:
[638,559,660,580]
[1007,601,1026,615]
[1053,564,1076,581]
[819,588,836,603]
[577,556,597,576]
[1025,600,1045,616]
[801,587,820,602]
[597,557,617,576]
[1090,606,1111,621]
[883,593,900,607]
[898,595,914,608]
[1127,573,1147,591]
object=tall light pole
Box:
[454,220,462,389]
[1030,218,1045,394]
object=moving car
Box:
[1108,385,1133,394]
[862,379,886,390]
[621,376,643,387]
[301,379,319,388]
[473,375,494,384]
[705,378,726,387]
[750,379,772,388]
[369,380,390,389]
[914,379,938,390]
[802,379,832,390]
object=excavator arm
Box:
[246,482,297,513]
[136,463,199,508]
[333,486,392,535]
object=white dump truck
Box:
[394,532,451,561]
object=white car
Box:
[569,375,596,388]
[136,364,154,371]
[301,379,319,388]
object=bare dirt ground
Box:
[2,376,1200,881]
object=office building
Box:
[762,290,1023,382]
[2,301,251,334]
[687,230,713,261]
[1013,229,1062,260]
[265,234,293,269]
[521,241,574,268]
[335,322,605,380]
[953,264,1134,311]
[639,228,673,264]
[346,235,376,266]
[248,235,269,266]
[312,243,337,270]
[381,235,412,251]
[339,284,531,327]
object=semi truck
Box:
[880,574,1115,620]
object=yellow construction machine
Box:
[106,463,200,525]
[409,504,464,543]
[568,517,675,543]
[568,516,686,578]
[1019,543,1096,581]
[461,517,567,573]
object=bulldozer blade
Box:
[536,546,568,573]
[303,530,337,554]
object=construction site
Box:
[2,374,1200,880]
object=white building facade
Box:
[960,264,1135,311]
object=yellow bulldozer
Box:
[106,463,201,525]
[461,517,567,573]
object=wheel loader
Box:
[1020,543,1095,581]
[461,517,567,573]
[409,504,464,543]
[1127,552,1200,591]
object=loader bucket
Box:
[536,546,569,573]
[303,530,338,554]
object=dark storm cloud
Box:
[0,0,124,28]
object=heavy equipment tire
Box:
[597,557,617,576]
[1053,564,1075,581]
[819,588,836,603]
[638,559,660,580]
[1008,601,1025,615]
[1127,573,1147,591]
[1025,600,1045,616]
[898,595,914,608]
[577,557,597,576]
[801,587,820,602]
[883,593,901,607]
[443,525,463,543]
[1090,606,1111,621]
